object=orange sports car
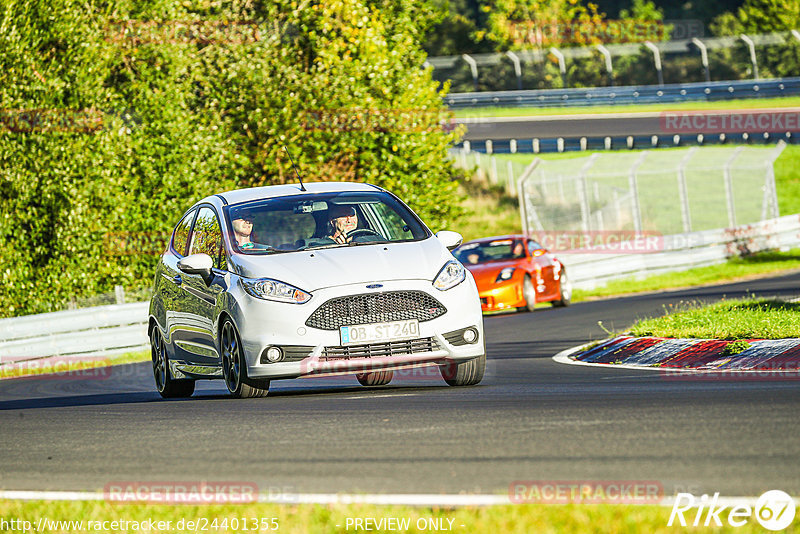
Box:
[453,235,571,313]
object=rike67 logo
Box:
[668,490,795,530]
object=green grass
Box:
[572,249,800,302]
[452,95,800,118]
[0,350,149,380]
[628,298,800,339]
[0,499,781,533]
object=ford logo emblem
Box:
[366,284,383,289]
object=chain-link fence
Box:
[516,143,784,236]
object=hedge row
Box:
[0,0,462,317]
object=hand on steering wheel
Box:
[346,228,382,240]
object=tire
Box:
[150,326,195,399]
[439,353,486,386]
[517,274,536,313]
[220,319,270,398]
[356,370,393,386]
[552,270,572,308]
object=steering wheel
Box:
[347,228,383,240]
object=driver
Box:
[327,205,358,244]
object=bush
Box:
[0,0,463,317]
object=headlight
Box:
[433,260,466,291]
[241,277,311,304]
[495,267,516,283]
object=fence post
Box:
[517,159,544,237]
[507,160,515,196]
[506,51,523,90]
[629,151,648,233]
[579,154,600,232]
[549,47,568,88]
[692,38,711,83]
[644,41,664,86]
[677,147,697,233]
[490,155,498,184]
[462,54,479,91]
[596,44,614,86]
[762,140,786,219]
[115,285,125,305]
[723,147,744,227]
[740,35,759,80]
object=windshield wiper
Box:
[348,239,390,246]
[304,243,346,251]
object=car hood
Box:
[231,237,452,292]
[465,260,521,283]
[464,259,520,275]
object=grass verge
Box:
[628,298,800,340]
[452,95,800,118]
[0,350,149,380]
[573,249,800,302]
[0,499,777,533]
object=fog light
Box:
[265,346,284,363]
[462,328,478,344]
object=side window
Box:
[527,240,543,254]
[371,203,413,241]
[188,207,227,270]
[172,210,196,257]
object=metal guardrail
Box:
[555,214,800,290]
[446,77,800,109]
[0,302,149,364]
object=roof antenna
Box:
[283,146,307,192]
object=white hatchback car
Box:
[148,182,485,398]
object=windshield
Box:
[224,191,430,254]
[453,239,525,265]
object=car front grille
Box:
[321,337,439,360]
[305,291,447,331]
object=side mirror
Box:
[436,230,463,251]
[178,253,214,285]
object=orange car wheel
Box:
[517,274,537,313]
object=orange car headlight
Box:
[495,267,516,283]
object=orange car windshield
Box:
[454,240,525,265]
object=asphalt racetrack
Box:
[1,272,799,497]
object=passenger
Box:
[232,210,257,249]
[466,252,482,264]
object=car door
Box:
[527,238,558,299]
[160,208,197,362]
[178,205,228,365]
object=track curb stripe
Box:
[554,336,800,372]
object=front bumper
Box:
[231,278,485,380]
[478,279,525,312]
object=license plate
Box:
[339,319,420,346]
